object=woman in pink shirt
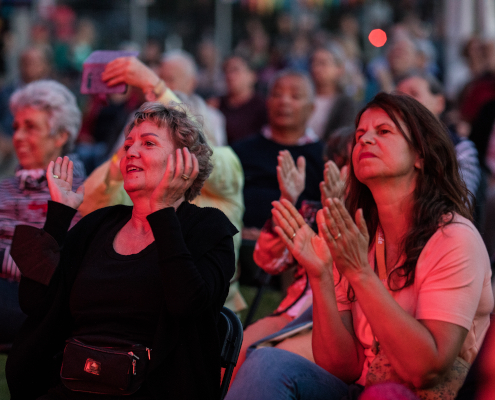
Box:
[226,92,493,400]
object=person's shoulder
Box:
[178,202,238,236]
[420,214,489,268]
[231,133,264,152]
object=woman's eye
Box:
[379,129,390,135]
[124,145,130,151]
[145,141,155,146]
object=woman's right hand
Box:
[277,150,306,205]
[320,160,347,204]
[47,156,85,210]
[272,199,333,279]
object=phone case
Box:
[81,50,139,95]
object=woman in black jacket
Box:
[6,102,237,400]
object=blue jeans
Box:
[226,347,348,400]
[0,278,26,343]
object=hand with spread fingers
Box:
[277,150,306,205]
[47,156,85,210]
[318,198,369,279]
[271,199,333,278]
[319,161,348,204]
[150,147,199,212]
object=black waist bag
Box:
[60,338,150,395]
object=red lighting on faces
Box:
[369,29,387,47]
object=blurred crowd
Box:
[1,3,495,398]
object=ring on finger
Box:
[333,232,342,240]
[291,232,296,240]
[181,174,190,181]
[53,175,59,179]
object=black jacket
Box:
[6,200,237,400]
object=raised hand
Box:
[101,56,161,94]
[47,156,85,210]
[277,150,306,205]
[149,147,199,212]
[319,161,347,204]
[318,198,370,280]
[271,199,333,278]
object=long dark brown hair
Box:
[345,92,473,296]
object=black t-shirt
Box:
[70,212,162,348]
[232,134,325,229]
[219,93,268,145]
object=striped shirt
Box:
[456,138,482,197]
[0,158,85,281]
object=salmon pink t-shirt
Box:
[335,214,494,385]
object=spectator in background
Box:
[140,37,164,74]
[218,55,268,145]
[458,38,495,125]
[336,14,366,101]
[0,46,53,178]
[235,18,270,72]
[159,49,227,146]
[0,80,85,345]
[195,39,227,100]
[308,44,357,141]
[366,32,422,99]
[397,73,482,201]
[0,46,52,137]
[232,69,324,240]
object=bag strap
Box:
[375,225,386,281]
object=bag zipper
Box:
[128,352,140,375]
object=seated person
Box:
[218,55,268,145]
[396,72,482,204]
[232,70,325,241]
[308,44,357,140]
[231,127,354,382]
[6,102,237,399]
[226,93,493,400]
[0,80,84,345]
[78,56,246,313]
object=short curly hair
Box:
[9,79,81,155]
[125,102,213,201]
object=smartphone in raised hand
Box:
[81,50,139,94]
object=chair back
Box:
[219,306,243,400]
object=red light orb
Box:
[369,29,387,47]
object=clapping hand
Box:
[277,150,306,205]
[320,160,348,205]
[318,198,369,280]
[47,156,85,210]
[271,199,333,278]
[149,148,199,212]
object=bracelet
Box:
[145,79,167,102]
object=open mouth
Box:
[126,166,143,172]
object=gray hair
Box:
[267,69,316,103]
[161,50,198,78]
[397,71,444,96]
[125,102,213,201]
[9,80,81,154]
[312,42,345,67]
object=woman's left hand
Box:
[319,198,370,279]
[149,147,199,212]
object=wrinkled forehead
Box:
[357,107,410,137]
